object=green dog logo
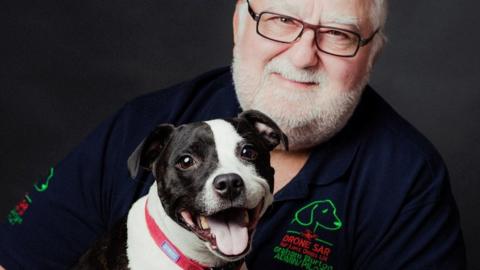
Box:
[291,200,342,232]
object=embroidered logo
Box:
[7,193,32,225]
[7,167,55,225]
[273,199,342,270]
[291,200,342,232]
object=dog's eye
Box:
[240,145,258,161]
[175,155,196,170]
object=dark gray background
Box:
[1,0,478,269]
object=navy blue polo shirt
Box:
[0,67,466,269]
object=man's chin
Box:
[279,121,343,150]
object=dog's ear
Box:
[239,110,288,151]
[127,124,175,179]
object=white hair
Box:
[369,0,388,59]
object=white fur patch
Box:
[255,122,274,135]
[204,120,273,215]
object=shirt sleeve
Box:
[0,105,146,269]
[353,152,466,270]
[0,68,232,269]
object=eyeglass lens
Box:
[257,12,360,56]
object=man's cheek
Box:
[323,61,362,90]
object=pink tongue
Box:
[206,212,249,256]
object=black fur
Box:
[74,217,129,269]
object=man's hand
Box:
[0,265,5,270]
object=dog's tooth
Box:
[243,210,250,225]
[200,216,209,229]
[181,211,195,227]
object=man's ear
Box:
[233,0,241,45]
[127,124,175,179]
[239,110,289,151]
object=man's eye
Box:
[325,30,349,39]
[270,16,296,25]
[240,145,258,161]
[278,16,295,24]
[175,155,196,170]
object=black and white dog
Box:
[75,110,287,269]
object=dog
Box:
[74,110,288,270]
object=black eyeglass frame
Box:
[246,0,379,57]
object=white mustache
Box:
[264,58,327,85]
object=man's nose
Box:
[288,29,320,69]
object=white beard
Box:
[231,51,370,150]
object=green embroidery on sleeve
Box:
[25,194,32,204]
[7,193,31,225]
[8,209,23,225]
[7,167,55,225]
[34,167,55,192]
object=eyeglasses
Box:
[246,0,379,57]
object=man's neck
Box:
[270,149,310,194]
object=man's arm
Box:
[354,152,466,269]
[0,106,140,268]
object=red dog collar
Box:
[145,199,207,270]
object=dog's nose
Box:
[213,173,244,200]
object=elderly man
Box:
[0,0,466,269]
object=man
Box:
[0,0,466,269]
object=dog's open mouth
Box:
[180,200,264,257]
